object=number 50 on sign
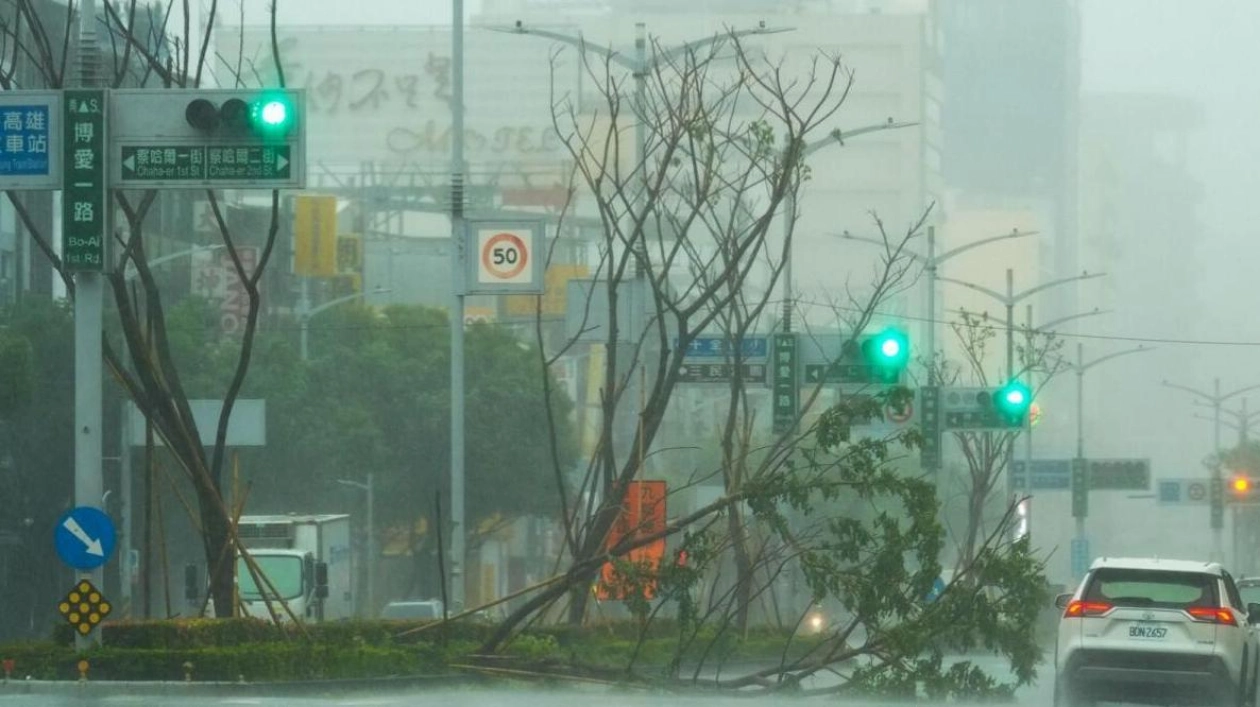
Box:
[463,220,545,295]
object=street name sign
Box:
[772,333,798,434]
[677,336,768,359]
[61,89,106,271]
[676,362,765,384]
[119,144,292,183]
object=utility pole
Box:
[73,0,105,650]
[779,121,915,332]
[449,0,467,611]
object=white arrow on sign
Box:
[122,154,135,172]
[276,153,289,172]
[62,516,104,557]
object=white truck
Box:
[234,514,354,622]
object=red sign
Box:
[480,231,528,280]
[596,480,667,601]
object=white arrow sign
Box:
[62,516,105,556]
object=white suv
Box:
[1055,557,1260,707]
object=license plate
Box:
[1129,624,1168,639]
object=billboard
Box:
[231,26,580,174]
[192,246,261,335]
[596,480,667,601]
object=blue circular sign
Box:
[54,506,117,570]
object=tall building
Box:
[939,0,1082,324]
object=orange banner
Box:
[596,480,667,601]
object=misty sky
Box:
[239,0,1260,342]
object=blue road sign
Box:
[1158,481,1181,504]
[54,506,116,570]
[0,103,50,176]
[925,576,947,603]
[1070,537,1091,579]
[1011,459,1072,490]
[677,336,768,359]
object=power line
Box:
[789,296,1260,349]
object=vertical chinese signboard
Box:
[62,90,106,271]
[192,246,260,336]
[596,480,666,601]
[772,333,798,434]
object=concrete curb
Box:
[0,674,476,697]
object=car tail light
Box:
[1186,606,1238,626]
[1065,600,1113,618]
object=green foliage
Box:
[156,303,575,562]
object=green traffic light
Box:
[862,328,910,383]
[870,328,910,366]
[248,94,295,139]
[995,380,1033,424]
[258,100,288,126]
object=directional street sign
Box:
[1088,458,1150,491]
[54,506,116,571]
[1015,458,1149,494]
[57,579,112,637]
[0,91,60,190]
[677,336,768,359]
[676,362,766,385]
[61,89,106,271]
[804,362,872,385]
[118,144,292,184]
[1011,459,1072,491]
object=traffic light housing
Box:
[993,380,1033,427]
[1229,474,1259,505]
[860,327,910,383]
[184,91,296,142]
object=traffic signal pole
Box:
[1163,377,1260,565]
[449,0,468,612]
[73,0,105,650]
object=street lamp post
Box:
[938,269,1105,380]
[298,287,389,361]
[1162,378,1260,563]
[1192,398,1260,447]
[335,473,375,617]
[1068,343,1152,542]
[491,22,793,203]
[1020,306,1111,518]
[779,121,916,331]
[840,228,1038,385]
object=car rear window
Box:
[1084,569,1218,608]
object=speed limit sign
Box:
[463,219,545,294]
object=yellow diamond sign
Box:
[57,579,111,636]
